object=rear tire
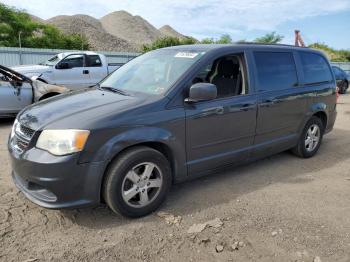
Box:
[339,81,348,94]
[292,116,324,158]
[103,146,172,218]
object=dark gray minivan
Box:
[8,44,337,217]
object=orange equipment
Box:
[294,30,306,47]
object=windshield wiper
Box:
[98,85,129,96]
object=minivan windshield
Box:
[100,49,206,95]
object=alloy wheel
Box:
[305,124,320,152]
[121,162,163,208]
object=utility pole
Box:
[18,31,23,64]
[18,31,22,48]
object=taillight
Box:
[336,87,339,103]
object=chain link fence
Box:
[0,47,140,67]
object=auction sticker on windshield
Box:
[174,52,199,58]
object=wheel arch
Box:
[90,127,186,203]
[99,141,177,204]
[36,78,48,83]
[312,111,327,130]
[106,141,176,180]
[310,102,329,129]
[298,102,329,137]
[38,92,61,101]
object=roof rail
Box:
[233,42,308,48]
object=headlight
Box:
[36,130,90,156]
[10,119,18,139]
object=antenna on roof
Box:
[294,30,305,47]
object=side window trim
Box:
[303,80,332,86]
[292,51,302,87]
[85,54,103,68]
[60,53,85,68]
[252,51,299,92]
[188,92,256,106]
[168,50,250,109]
[297,51,334,85]
[187,52,249,101]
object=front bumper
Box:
[9,144,106,209]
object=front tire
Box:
[103,146,172,218]
[292,116,324,158]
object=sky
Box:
[2,0,350,49]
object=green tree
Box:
[254,32,284,44]
[200,37,215,44]
[309,43,350,62]
[216,34,232,44]
[142,36,197,52]
[200,34,233,44]
[0,3,89,49]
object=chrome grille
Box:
[12,135,29,152]
[11,121,35,154]
[18,124,35,139]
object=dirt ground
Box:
[1,94,350,262]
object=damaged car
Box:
[0,65,69,118]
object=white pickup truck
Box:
[11,51,123,90]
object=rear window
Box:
[254,52,298,91]
[86,55,102,67]
[299,52,333,84]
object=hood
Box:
[11,64,52,75]
[0,65,32,83]
[17,88,154,130]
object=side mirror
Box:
[185,83,217,103]
[14,81,23,87]
[56,62,70,69]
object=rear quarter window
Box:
[254,52,298,92]
[86,55,102,67]
[299,52,333,84]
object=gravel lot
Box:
[1,94,350,262]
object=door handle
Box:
[214,107,224,114]
[204,106,224,115]
[239,104,255,111]
[260,100,275,107]
[197,106,224,118]
[83,70,89,74]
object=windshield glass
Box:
[40,55,60,66]
[100,49,206,95]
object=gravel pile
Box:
[46,14,138,52]
[159,25,186,39]
[36,11,187,52]
[100,11,162,46]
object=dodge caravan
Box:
[8,44,337,217]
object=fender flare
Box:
[298,102,328,135]
[81,126,187,181]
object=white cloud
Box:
[2,0,350,39]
